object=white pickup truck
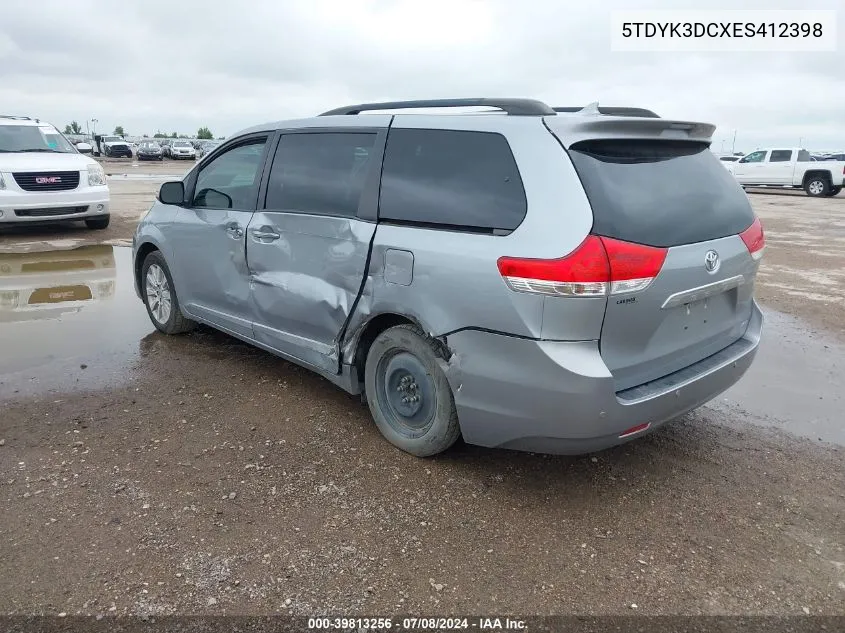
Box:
[729,148,845,197]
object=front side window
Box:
[378,129,527,232]
[769,150,793,162]
[265,133,376,217]
[740,151,766,163]
[192,139,267,209]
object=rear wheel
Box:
[805,176,830,197]
[85,215,110,230]
[141,251,196,335]
[364,324,460,457]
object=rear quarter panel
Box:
[344,115,600,343]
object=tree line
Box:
[64,121,216,140]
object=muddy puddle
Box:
[0,245,153,397]
[1,244,842,446]
[106,173,182,181]
[710,308,844,446]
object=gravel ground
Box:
[0,167,843,618]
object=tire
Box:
[826,186,842,197]
[140,251,196,335]
[84,215,110,230]
[804,176,830,197]
[364,324,460,457]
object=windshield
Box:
[102,136,123,142]
[140,142,161,149]
[174,141,191,147]
[0,125,77,153]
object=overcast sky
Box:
[1,0,842,151]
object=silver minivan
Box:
[133,98,764,457]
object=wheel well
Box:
[134,243,159,290]
[351,313,415,379]
[803,170,832,185]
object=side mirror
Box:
[159,181,185,205]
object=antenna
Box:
[577,102,602,116]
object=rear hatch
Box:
[557,134,763,391]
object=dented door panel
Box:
[245,128,387,373]
[247,213,376,371]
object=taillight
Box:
[497,236,667,297]
[739,217,765,261]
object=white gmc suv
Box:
[0,115,110,229]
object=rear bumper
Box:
[446,301,763,454]
[0,187,110,224]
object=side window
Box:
[265,133,376,217]
[192,139,267,209]
[740,151,766,164]
[797,150,812,162]
[769,150,793,162]
[379,129,527,232]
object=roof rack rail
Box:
[319,98,556,117]
[0,115,33,120]
[553,106,660,118]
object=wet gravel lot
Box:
[0,164,843,617]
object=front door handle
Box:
[251,229,281,242]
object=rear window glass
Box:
[568,140,755,248]
[379,129,526,233]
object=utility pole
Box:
[91,118,98,136]
[731,130,737,154]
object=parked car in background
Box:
[198,141,220,158]
[170,140,196,160]
[137,141,164,161]
[0,114,110,229]
[730,148,845,196]
[98,135,132,158]
[133,98,764,458]
[159,139,172,158]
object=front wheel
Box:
[805,176,830,197]
[141,251,196,335]
[364,324,460,457]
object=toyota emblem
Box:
[704,250,720,274]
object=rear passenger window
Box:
[797,150,812,162]
[266,133,376,217]
[379,129,527,232]
[769,150,793,162]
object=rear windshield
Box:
[568,140,754,248]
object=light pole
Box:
[91,118,98,137]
